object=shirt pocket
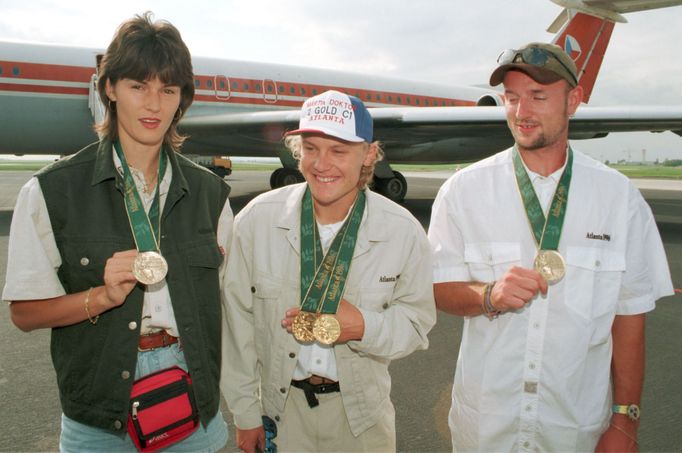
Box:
[463,242,521,282]
[564,246,625,325]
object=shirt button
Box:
[121,370,130,380]
[533,322,540,329]
[316,359,322,365]
[382,303,389,309]
[525,405,532,411]
[275,415,280,422]
[289,352,296,358]
[595,260,601,267]
[279,387,286,394]
[523,441,530,448]
[251,286,256,294]
[529,363,536,370]
[114,420,122,430]
[80,257,90,266]
[128,321,138,331]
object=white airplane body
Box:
[2,0,682,200]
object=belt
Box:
[291,376,340,408]
[138,330,179,352]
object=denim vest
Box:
[36,140,229,432]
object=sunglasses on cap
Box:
[497,46,578,86]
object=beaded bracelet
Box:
[84,287,99,325]
[482,282,501,320]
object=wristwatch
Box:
[612,404,641,421]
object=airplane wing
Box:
[178,105,682,161]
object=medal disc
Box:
[534,250,566,283]
[313,314,341,345]
[292,311,317,343]
[132,251,168,285]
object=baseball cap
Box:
[285,90,373,142]
[489,42,578,87]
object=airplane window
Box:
[278,85,284,93]
[207,79,213,88]
[219,80,225,89]
[312,89,318,95]
[290,86,296,94]
[0,66,3,76]
[256,83,261,91]
[406,97,411,104]
[397,96,402,104]
[300,87,306,95]
[12,66,20,76]
[376,94,381,101]
[243,83,250,91]
[424,99,429,106]
[387,95,393,102]
[232,82,239,90]
[267,85,273,93]
[194,79,200,88]
[366,94,371,101]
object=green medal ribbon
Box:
[512,146,572,251]
[113,141,167,252]
[300,186,365,315]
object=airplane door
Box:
[88,73,106,126]
[214,75,231,100]
[263,79,278,104]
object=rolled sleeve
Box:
[2,177,65,301]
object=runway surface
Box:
[1,170,680,452]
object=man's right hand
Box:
[236,426,265,453]
[491,266,548,311]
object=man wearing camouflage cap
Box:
[428,42,672,451]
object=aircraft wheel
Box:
[374,171,407,202]
[269,168,283,189]
[271,168,304,188]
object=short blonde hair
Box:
[284,135,384,190]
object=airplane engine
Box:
[476,94,503,106]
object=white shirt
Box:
[3,150,233,337]
[428,148,673,452]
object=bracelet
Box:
[482,282,501,320]
[610,423,638,445]
[83,287,99,325]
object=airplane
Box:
[1,0,682,202]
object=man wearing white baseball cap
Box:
[221,90,436,452]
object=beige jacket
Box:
[220,183,435,436]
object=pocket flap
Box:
[566,247,625,272]
[464,242,521,265]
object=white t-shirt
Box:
[428,147,673,451]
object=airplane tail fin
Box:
[547,0,682,103]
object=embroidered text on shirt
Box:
[586,232,611,241]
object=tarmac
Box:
[0,170,680,452]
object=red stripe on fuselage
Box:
[0,60,475,107]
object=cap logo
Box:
[564,35,582,61]
[304,98,355,125]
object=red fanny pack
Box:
[127,366,199,452]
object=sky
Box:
[1,0,681,163]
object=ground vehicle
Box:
[185,155,232,178]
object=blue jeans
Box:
[59,343,228,452]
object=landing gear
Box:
[270,168,304,189]
[373,171,407,202]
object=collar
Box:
[278,184,389,257]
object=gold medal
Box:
[534,249,566,283]
[132,251,168,285]
[292,311,317,343]
[313,314,341,345]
